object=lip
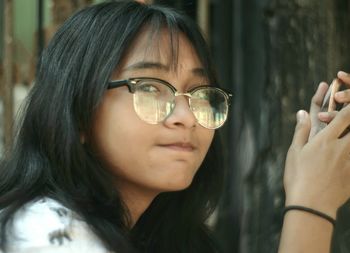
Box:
[158,142,195,152]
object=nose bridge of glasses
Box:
[174,91,192,99]
[170,92,199,126]
[173,91,193,107]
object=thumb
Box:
[291,110,311,149]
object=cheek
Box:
[92,119,149,171]
[199,130,215,157]
[90,95,143,168]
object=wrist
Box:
[283,205,336,227]
[285,195,338,220]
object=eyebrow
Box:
[123,61,169,72]
[123,61,207,78]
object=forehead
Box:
[118,27,203,72]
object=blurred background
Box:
[0,0,350,252]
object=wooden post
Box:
[37,0,44,58]
[3,0,14,150]
[197,0,209,40]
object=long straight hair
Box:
[0,1,224,252]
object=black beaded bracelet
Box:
[283,205,336,227]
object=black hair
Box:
[0,1,224,252]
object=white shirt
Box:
[1,198,112,253]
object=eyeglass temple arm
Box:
[227,93,233,106]
[107,80,133,92]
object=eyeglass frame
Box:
[107,77,233,129]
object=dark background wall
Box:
[218,0,350,253]
[0,0,3,61]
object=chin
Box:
[160,174,195,192]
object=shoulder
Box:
[4,198,111,253]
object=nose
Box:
[163,95,197,129]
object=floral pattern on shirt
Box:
[1,198,113,253]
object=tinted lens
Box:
[190,87,229,129]
[133,80,175,124]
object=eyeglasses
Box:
[107,77,232,129]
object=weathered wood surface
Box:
[214,0,350,253]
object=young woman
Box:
[0,1,230,252]
[1,1,350,253]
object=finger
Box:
[309,82,329,139]
[325,104,350,139]
[335,90,350,104]
[318,111,338,124]
[328,79,342,111]
[291,110,311,149]
[338,71,350,85]
[310,82,329,113]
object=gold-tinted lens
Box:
[133,80,175,124]
[191,88,228,129]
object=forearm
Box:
[278,210,333,253]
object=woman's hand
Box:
[310,71,350,139]
[279,72,350,253]
[284,106,350,219]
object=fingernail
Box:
[338,71,349,77]
[317,81,328,91]
[297,110,306,122]
[317,82,323,90]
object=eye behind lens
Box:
[190,87,229,129]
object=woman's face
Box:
[90,30,214,197]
